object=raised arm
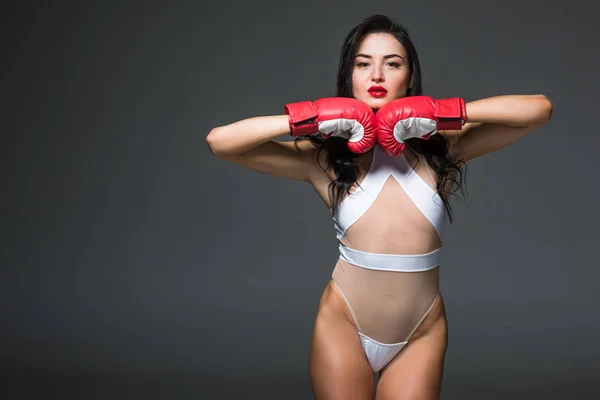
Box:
[206,97,379,183]
[206,115,320,182]
[207,115,291,157]
[440,94,553,163]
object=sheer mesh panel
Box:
[332,260,439,344]
[341,175,442,254]
[333,155,443,344]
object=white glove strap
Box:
[393,117,437,144]
[318,119,365,143]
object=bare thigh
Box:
[375,294,449,400]
[310,280,375,400]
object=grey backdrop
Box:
[2,0,599,399]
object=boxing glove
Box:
[376,96,466,156]
[285,97,378,154]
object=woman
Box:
[206,14,552,400]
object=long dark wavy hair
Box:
[294,14,468,222]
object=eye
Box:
[387,62,402,68]
[355,62,369,68]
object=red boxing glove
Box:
[284,97,377,154]
[376,96,466,156]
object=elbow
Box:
[205,127,227,157]
[544,95,554,122]
[536,94,554,124]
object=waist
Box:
[338,243,442,272]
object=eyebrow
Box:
[354,53,404,60]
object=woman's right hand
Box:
[285,97,378,154]
[205,97,379,185]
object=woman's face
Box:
[351,33,412,111]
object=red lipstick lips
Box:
[368,86,387,98]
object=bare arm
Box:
[206,115,325,183]
[206,115,291,157]
[440,94,553,162]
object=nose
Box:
[371,66,385,82]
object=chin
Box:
[363,97,391,111]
